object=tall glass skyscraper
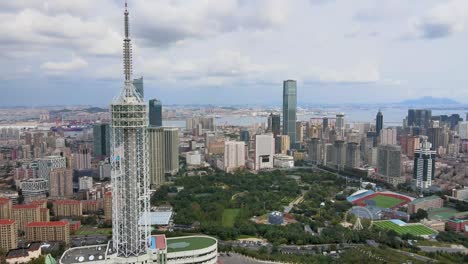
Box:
[376,110,383,136]
[133,77,144,98]
[93,123,110,157]
[149,99,162,127]
[282,80,297,147]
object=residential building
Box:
[346,142,360,168]
[104,192,112,221]
[414,136,436,190]
[0,198,12,220]
[0,219,17,251]
[163,127,179,175]
[224,141,245,172]
[308,138,322,165]
[380,128,397,145]
[148,127,165,188]
[53,200,82,217]
[12,204,41,231]
[296,122,304,143]
[74,145,92,170]
[25,221,70,244]
[377,145,403,186]
[49,168,73,198]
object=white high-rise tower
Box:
[110,1,150,258]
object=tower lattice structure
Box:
[110,2,150,258]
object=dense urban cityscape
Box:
[1,1,468,264]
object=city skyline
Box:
[2,1,468,106]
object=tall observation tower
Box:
[110,1,150,258]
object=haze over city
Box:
[3,0,468,106]
[2,1,468,264]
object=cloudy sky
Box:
[1,0,468,106]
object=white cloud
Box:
[40,56,88,72]
[405,0,468,39]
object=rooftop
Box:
[13,204,39,209]
[54,200,81,205]
[0,197,11,204]
[0,219,15,225]
[166,236,217,253]
[26,221,68,228]
[60,244,108,264]
[410,195,441,205]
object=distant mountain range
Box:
[398,96,460,106]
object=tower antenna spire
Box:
[123,0,132,82]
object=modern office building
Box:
[163,127,179,175]
[36,156,66,183]
[93,123,111,157]
[148,127,165,188]
[149,99,163,127]
[322,117,329,132]
[0,219,17,252]
[268,113,281,137]
[377,145,403,186]
[414,136,436,190]
[376,110,383,136]
[133,76,144,98]
[224,141,246,172]
[240,130,250,144]
[255,134,275,170]
[407,109,432,134]
[49,168,73,198]
[25,221,70,245]
[110,4,151,259]
[282,80,297,147]
[20,178,48,203]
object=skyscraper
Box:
[224,141,246,172]
[296,121,304,143]
[133,76,144,98]
[377,145,403,186]
[255,134,275,170]
[346,142,360,168]
[308,138,322,165]
[335,113,345,139]
[376,110,383,136]
[282,80,297,147]
[110,3,150,258]
[240,130,250,144]
[93,123,110,157]
[163,127,179,175]
[149,99,162,127]
[407,109,432,134]
[414,136,436,191]
[148,127,164,189]
[267,113,281,137]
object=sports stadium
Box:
[347,190,414,209]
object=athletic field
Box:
[374,220,436,236]
[367,194,406,208]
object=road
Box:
[418,245,468,254]
[218,253,285,264]
[391,248,438,263]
